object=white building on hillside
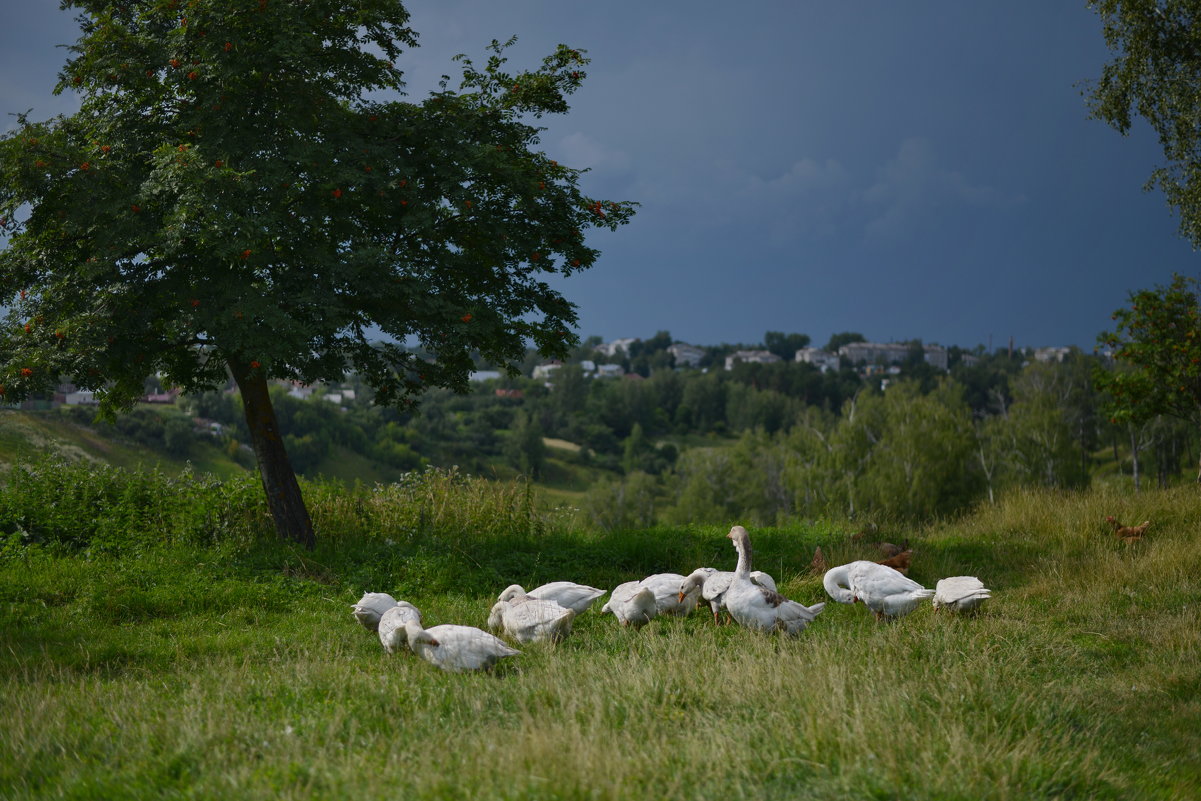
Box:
[724,350,782,370]
[1034,346,1073,363]
[795,347,840,372]
[838,341,948,371]
[595,363,625,378]
[595,337,639,357]
[532,362,562,381]
[668,342,705,368]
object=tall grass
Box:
[1,463,1198,799]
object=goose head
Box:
[822,564,856,605]
[679,568,715,602]
[497,584,527,603]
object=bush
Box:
[0,458,269,555]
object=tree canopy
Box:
[1088,0,1201,245]
[1096,273,1201,478]
[0,0,633,545]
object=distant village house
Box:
[668,342,705,368]
[794,347,840,372]
[838,341,948,371]
[594,337,639,358]
[724,350,782,371]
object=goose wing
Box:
[529,581,606,614]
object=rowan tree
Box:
[0,0,634,547]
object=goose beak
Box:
[677,592,686,603]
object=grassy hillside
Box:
[0,407,246,478]
[0,463,1197,800]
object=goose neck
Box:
[733,535,753,578]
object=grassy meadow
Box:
[0,461,1199,800]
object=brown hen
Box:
[1106,516,1150,543]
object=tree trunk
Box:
[1131,428,1141,493]
[1196,418,1201,483]
[229,358,316,549]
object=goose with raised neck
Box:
[723,525,824,636]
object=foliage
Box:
[1000,361,1093,490]
[1088,0,1201,245]
[763,330,811,360]
[0,2,633,412]
[824,330,865,353]
[1096,273,1201,433]
[849,380,980,519]
[0,457,269,554]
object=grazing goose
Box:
[403,621,520,673]
[823,560,934,620]
[377,602,423,654]
[487,597,576,643]
[639,572,701,616]
[600,580,659,628]
[932,576,991,613]
[351,592,398,631]
[723,526,824,635]
[679,567,778,624]
[497,582,606,615]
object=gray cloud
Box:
[862,137,1026,239]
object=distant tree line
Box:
[53,326,1194,523]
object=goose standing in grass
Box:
[377,602,423,654]
[487,597,576,643]
[497,582,606,615]
[823,560,934,620]
[932,576,991,613]
[351,592,398,631]
[679,567,778,624]
[402,621,520,673]
[600,581,659,628]
[723,526,825,635]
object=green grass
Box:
[0,467,1199,799]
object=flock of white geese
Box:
[351,524,992,673]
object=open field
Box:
[0,466,1199,799]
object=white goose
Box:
[600,580,659,628]
[377,601,423,654]
[402,621,520,672]
[487,597,576,643]
[723,526,825,635]
[639,572,701,616]
[933,576,991,613]
[823,560,934,620]
[497,582,606,615]
[679,567,778,624]
[351,591,398,631]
